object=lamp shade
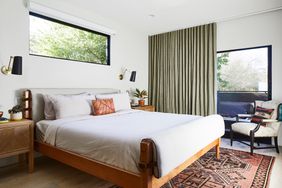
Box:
[12,56,22,75]
[130,71,136,82]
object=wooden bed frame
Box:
[23,90,221,188]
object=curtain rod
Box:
[213,6,282,23]
[149,6,282,36]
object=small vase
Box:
[10,112,22,121]
[138,99,145,106]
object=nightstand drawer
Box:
[0,124,29,155]
[132,105,155,112]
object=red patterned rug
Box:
[111,148,275,188]
[161,148,275,188]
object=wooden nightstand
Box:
[0,119,34,172]
[131,105,155,112]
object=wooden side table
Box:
[0,119,34,172]
[131,105,155,112]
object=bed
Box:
[22,88,224,188]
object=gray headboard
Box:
[18,88,120,123]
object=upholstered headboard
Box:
[19,88,120,123]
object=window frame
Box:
[29,12,111,66]
[217,45,272,100]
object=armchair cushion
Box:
[266,121,281,134]
[232,122,279,137]
[251,106,274,125]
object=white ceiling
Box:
[34,0,282,35]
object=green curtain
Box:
[148,23,217,116]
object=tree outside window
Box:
[30,13,110,65]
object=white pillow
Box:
[96,93,131,112]
[42,94,56,120]
[51,95,92,119]
[42,93,95,120]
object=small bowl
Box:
[0,111,3,118]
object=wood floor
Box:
[0,138,281,188]
[0,157,114,188]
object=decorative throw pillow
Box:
[255,100,279,120]
[251,106,274,125]
[95,93,131,112]
[92,99,115,115]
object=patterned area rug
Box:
[161,148,275,188]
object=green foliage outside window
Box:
[217,53,229,91]
[30,14,109,65]
[217,47,268,92]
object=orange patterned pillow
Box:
[92,99,115,115]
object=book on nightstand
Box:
[0,117,9,124]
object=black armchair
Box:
[230,101,281,155]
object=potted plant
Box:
[8,104,23,121]
[133,88,148,106]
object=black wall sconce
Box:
[130,71,136,82]
[119,67,136,82]
[1,56,22,75]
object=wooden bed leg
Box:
[139,139,154,188]
[216,138,220,160]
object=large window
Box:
[217,46,272,117]
[29,12,110,65]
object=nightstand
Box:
[0,119,34,172]
[131,105,155,112]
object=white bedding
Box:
[37,110,224,177]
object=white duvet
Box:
[37,110,224,178]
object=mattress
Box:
[36,109,224,177]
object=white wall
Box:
[0,0,148,114]
[217,10,282,145]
